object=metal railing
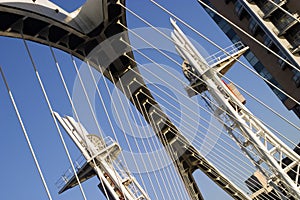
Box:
[55,155,86,190]
[55,136,116,190]
[275,13,299,35]
[292,31,300,47]
[205,41,246,66]
[94,136,116,151]
[261,0,286,17]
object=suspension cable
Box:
[0,67,53,200]
[21,37,88,200]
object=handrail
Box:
[55,136,116,190]
[205,41,246,65]
[55,155,86,190]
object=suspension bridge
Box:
[0,1,299,200]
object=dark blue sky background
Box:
[0,1,299,200]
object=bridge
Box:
[0,1,299,200]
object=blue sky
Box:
[0,1,299,200]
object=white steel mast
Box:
[171,18,300,199]
[54,112,150,200]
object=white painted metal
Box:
[171,18,300,199]
[54,112,150,200]
[0,0,103,33]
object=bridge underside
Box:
[0,1,249,199]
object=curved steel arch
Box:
[0,1,250,200]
